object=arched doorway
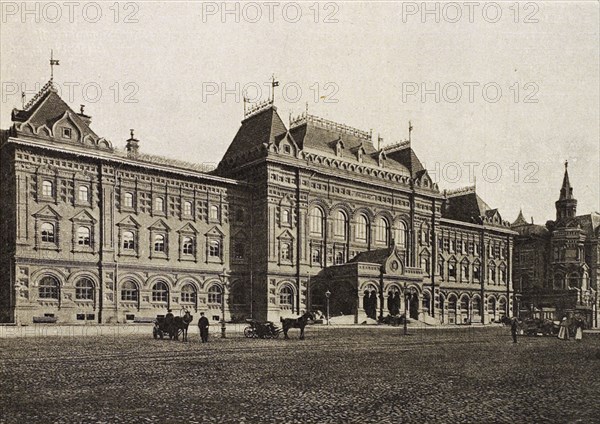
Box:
[387,286,401,316]
[439,294,445,324]
[408,292,419,320]
[488,296,497,323]
[447,295,457,324]
[460,296,470,324]
[362,284,378,319]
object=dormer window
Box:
[62,127,72,139]
[283,144,291,154]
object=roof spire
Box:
[559,159,573,200]
[49,50,60,82]
[408,121,413,142]
[270,74,279,103]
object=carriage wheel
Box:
[243,326,254,338]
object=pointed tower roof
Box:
[512,209,529,227]
[559,160,574,200]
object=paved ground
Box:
[1,326,599,423]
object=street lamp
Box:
[325,290,331,325]
[403,283,408,336]
[219,268,230,338]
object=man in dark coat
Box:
[198,312,209,343]
[511,318,519,343]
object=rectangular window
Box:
[62,127,72,139]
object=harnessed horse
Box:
[281,312,314,340]
[173,311,194,341]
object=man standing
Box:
[198,312,209,343]
[511,318,519,343]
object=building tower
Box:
[555,161,577,222]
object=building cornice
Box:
[440,217,518,235]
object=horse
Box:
[173,311,194,341]
[281,312,314,340]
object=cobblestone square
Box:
[1,327,599,423]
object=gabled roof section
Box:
[149,219,171,231]
[33,205,61,219]
[220,105,287,164]
[71,209,97,223]
[442,186,510,228]
[512,209,529,227]
[117,215,140,228]
[10,81,112,151]
[383,141,425,178]
[349,247,393,265]
[575,212,600,237]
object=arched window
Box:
[122,231,135,250]
[395,221,407,248]
[75,278,94,300]
[489,263,496,284]
[210,205,219,220]
[77,226,91,246]
[155,197,164,212]
[498,297,507,317]
[280,285,294,306]
[473,262,481,280]
[209,240,221,258]
[154,234,165,252]
[281,209,290,225]
[461,261,470,282]
[183,201,193,216]
[152,281,169,303]
[41,222,55,243]
[123,192,134,208]
[568,273,580,289]
[333,210,348,239]
[121,281,138,301]
[460,297,469,312]
[438,257,445,278]
[182,237,194,255]
[375,217,389,244]
[335,250,345,265]
[311,248,322,264]
[208,285,222,304]
[355,214,368,242]
[38,276,59,299]
[42,180,53,197]
[309,207,324,236]
[472,297,482,316]
[448,296,457,312]
[448,260,457,279]
[420,254,430,274]
[78,185,89,202]
[180,283,197,304]
[281,242,292,261]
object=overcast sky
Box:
[1,1,598,223]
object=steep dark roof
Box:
[559,161,574,200]
[512,210,529,227]
[221,106,287,162]
[443,190,491,223]
[575,212,600,237]
[349,247,393,265]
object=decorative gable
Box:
[384,251,404,275]
[177,223,198,234]
[33,205,62,219]
[205,226,225,237]
[149,219,171,231]
[277,229,295,240]
[70,210,97,224]
[117,215,140,228]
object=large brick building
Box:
[512,163,599,327]
[0,79,517,325]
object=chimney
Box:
[126,129,139,158]
[77,104,92,126]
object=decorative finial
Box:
[408,120,413,142]
[565,160,568,169]
[80,104,85,114]
[130,129,135,139]
[270,74,279,103]
[21,92,25,109]
[49,50,60,81]
[305,101,309,115]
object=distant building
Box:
[512,163,599,327]
[1,76,516,325]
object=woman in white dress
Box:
[574,318,584,341]
[558,316,569,340]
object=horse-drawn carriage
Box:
[243,319,282,339]
[153,311,193,341]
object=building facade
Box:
[1,80,517,325]
[512,163,599,327]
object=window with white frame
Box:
[42,180,53,197]
[122,231,135,250]
[395,221,407,248]
[38,276,59,299]
[208,239,221,258]
[182,236,194,255]
[309,207,324,237]
[183,201,193,216]
[121,281,138,301]
[279,285,294,306]
[209,205,219,221]
[281,241,292,261]
[78,186,89,203]
[448,260,457,279]
[355,214,368,242]
[461,261,470,282]
[77,226,91,246]
[154,234,165,252]
[123,192,134,208]
[152,281,169,302]
[75,278,94,300]
[41,222,56,243]
[333,210,348,239]
[375,217,389,244]
[311,247,322,264]
[208,285,222,304]
[155,197,164,213]
[281,209,291,225]
[180,283,197,304]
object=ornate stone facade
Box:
[0,81,517,325]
